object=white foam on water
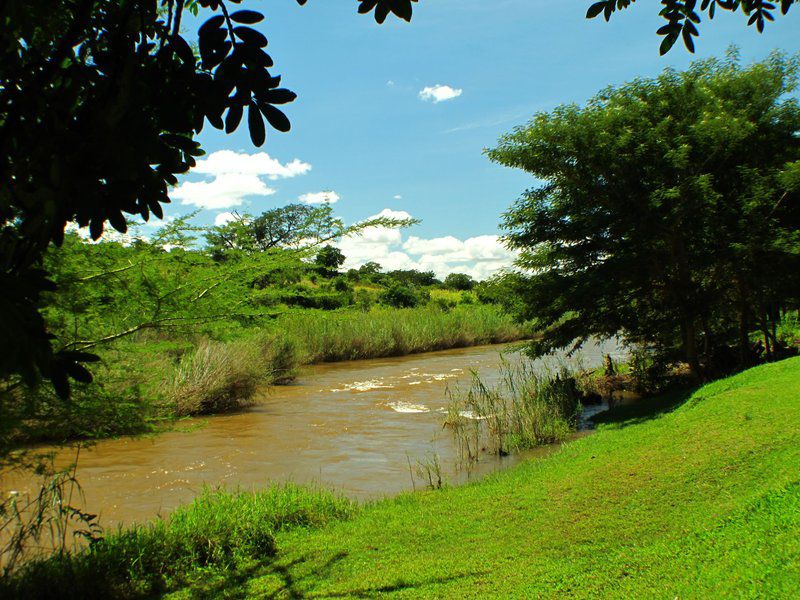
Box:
[430,373,458,381]
[386,401,430,414]
[408,381,423,385]
[330,379,394,393]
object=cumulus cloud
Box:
[299,191,340,205]
[419,84,463,103]
[192,150,311,180]
[393,194,403,200]
[170,150,311,210]
[336,209,516,280]
[214,212,237,226]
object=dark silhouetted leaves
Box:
[3,0,425,398]
[234,26,268,47]
[225,103,244,133]
[248,101,266,146]
[230,10,264,24]
[259,103,291,132]
[587,0,795,53]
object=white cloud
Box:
[170,150,311,210]
[419,84,463,103]
[192,150,311,180]
[214,212,237,226]
[393,194,403,200]
[336,209,516,281]
[371,208,413,221]
[299,191,340,205]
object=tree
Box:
[444,273,476,291]
[359,262,383,276]
[314,245,345,277]
[487,52,800,379]
[587,0,797,55]
[380,282,424,308]
[386,269,439,287]
[0,0,415,396]
[251,204,340,251]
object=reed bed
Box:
[278,305,526,363]
[445,359,581,463]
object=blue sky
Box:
[162,1,800,278]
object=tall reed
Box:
[277,305,526,363]
[445,359,581,463]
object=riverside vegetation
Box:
[3,356,800,598]
[0,209,527,448]
[2,48,800,597]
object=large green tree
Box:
[487,51,800,378]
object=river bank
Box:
[2,340,622,529]
[9,304,529,447]
[4,356,799,598]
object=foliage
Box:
[385,268,440,287]
[0,0,415,397]
[314,245,346,277]
[204,204,342,259]
[379,282,426,308]
[587,0,797,54]
[488,51,800,378]
[443,273,475,291]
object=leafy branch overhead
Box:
[586,0,796,54]
[0,0,415,398]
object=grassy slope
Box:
[172,357,800,598]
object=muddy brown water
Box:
[1,340,623,530]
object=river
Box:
[1,339,624,529]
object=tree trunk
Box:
[684,318,702,381]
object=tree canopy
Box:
[487,51,800,378]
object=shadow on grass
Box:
[174,549,482,599]
[591,386,696,429]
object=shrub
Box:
[443,273,475,291]
[166,341,262,416]
[629,347,672,395]
[380,283,422,308]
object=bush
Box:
[166,341,263,416]
[443,273,475,291]
[629,347,672,395]
[380,283,423,308]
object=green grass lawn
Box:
[169,357,800,598]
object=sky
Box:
[156,0,800,280]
